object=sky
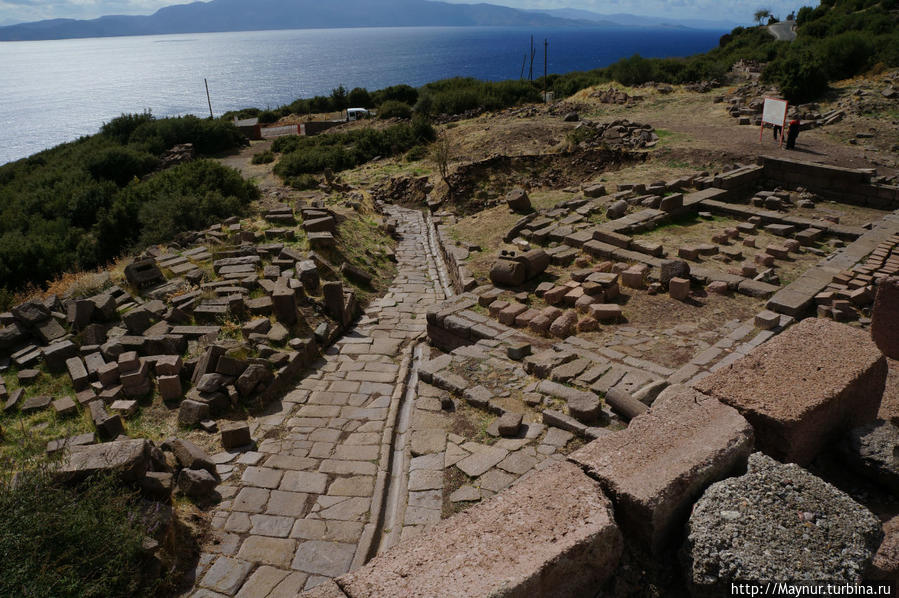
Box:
[0,0,817,26]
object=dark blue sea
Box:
[0,26,725,164]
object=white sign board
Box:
[761,97,788,126]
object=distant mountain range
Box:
[0,0,577,41]
[530,8,740,30]
[0,0,737,42]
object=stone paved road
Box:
[189,206,447,597]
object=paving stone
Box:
[455,445,509,478]
[238,536,297,568]
[200,556,254,595]
[291,541,356,577]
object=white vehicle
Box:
[346,108,371,121]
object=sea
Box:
[0,26,726,165]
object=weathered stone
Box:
[549,310,578,338]
[221,421,252,449]
[178,468,218,497]
[169,438,217,477]
[683,453,882,595]
[872,277,899,360]
[537,380,602,424]
[506,188,532,212]
[338,462,622,598]
[489,258,526,287]
[43,340,79,373]
[57,438,151,483]
[606,200,628,220]
[236,364,274,397]
[840,421,899,494]
[271,287,298,325]
[669,277,690,301]
[572,387,753,554]
[696,318,887,465]
[660,259,690,286]
[178,399,210,426]
[497,412,523,437]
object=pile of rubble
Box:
[684,80,720,93]
[588,87,643,105]
[570,119,660,150]
[159,143,195,169]
[0,199,373,455]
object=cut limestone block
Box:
[569,387,753,553]
[695,318,887,465]
[337,461,622,598]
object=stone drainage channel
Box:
[364,210,456,559]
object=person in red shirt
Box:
[785,118,801,149]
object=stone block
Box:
[506,188,532,212]
[570,387,753,553]
[695,318,887,465]
[589,304,622,322]
[872,277,899,359]
[57,438,151,483]
[669,277,690,301]
[338,462,622,598]
[158,375,182,401]
[221,421,252,449]
[549,311,578,338]
[489,258,527,287]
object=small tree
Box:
[330,85,348,111]
[754,9,771,25]
[432,131,453,198]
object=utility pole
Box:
[528,35,535,81]
[520,54,527,80]
[205,78,214,119]
[543,38,548,102]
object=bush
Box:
[258,110,279,124]
[763,50,829,104]
[378,100,413,119]
[100,111,154,145]
[287,174,320,190]
[129,115,245,155]
[347,87,373,108]
[251,150,275,164]
[371,84,419,107]
[87,146,159,186]
[405,145,427,161]
[0,468,159,597]
[274,120,436,178]
[817,31,874,80]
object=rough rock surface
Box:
[56,438,151,482]
[337,462,622,598]
[683,453,882,595]
[872,277,899,359]
[840,421,899,494]
[695,318,887,464]
[570,387,753,553]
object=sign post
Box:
[760,97,789,148]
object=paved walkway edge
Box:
[350,339,418,570]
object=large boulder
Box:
[683,453,882,595]
[660,259,691,286]
[514,248,550,280]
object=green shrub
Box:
[287,174,320,190]
[87,146,159,186]
[0,468,159,597]
[817,31,873,80]
[348,87,373,108]
[405,145,427,161]
[100,111,155,145]
[371,84,419,107]
[274,120,436,178]
[129,115,245,155]
[251,150,275,164]
[763,50,830,104]
[378,100,413,119]
[258,110,279,124]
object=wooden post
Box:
[528,35,535,81]
[205,78,214,119]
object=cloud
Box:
[0,0,817,25]
[0,0,189,22]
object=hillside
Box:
[0,0,582,41]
